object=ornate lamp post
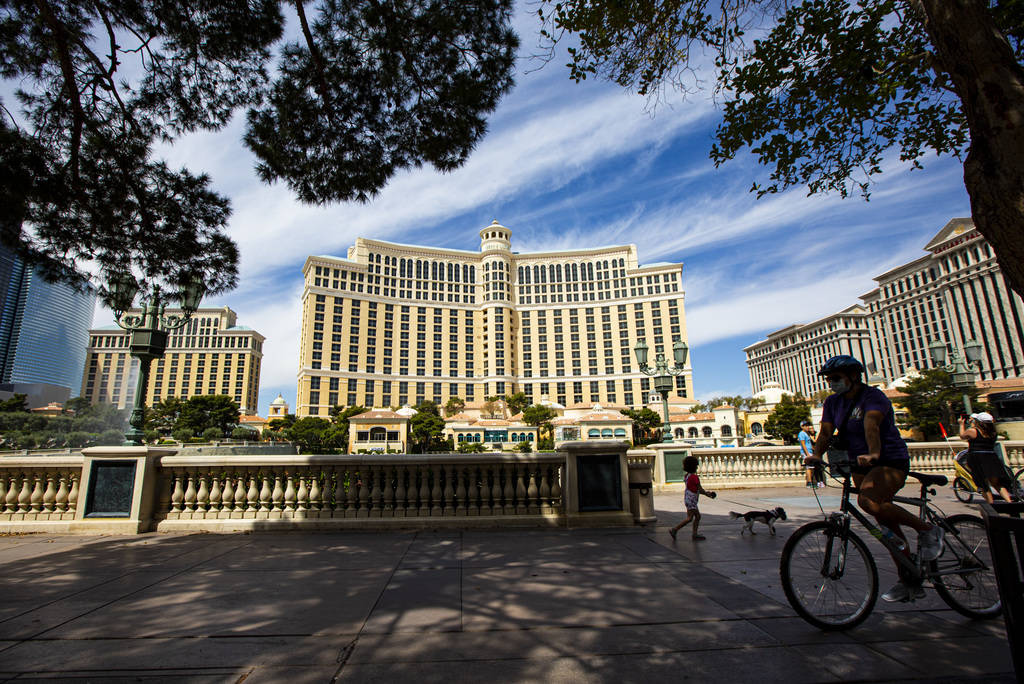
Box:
[927,338,984,415]
[634,339,688,442]
[104,273,205,445]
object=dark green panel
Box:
[664,450,690,483]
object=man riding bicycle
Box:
[807,355,944,602]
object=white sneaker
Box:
[881,581,926,602]
[919,526,945,561]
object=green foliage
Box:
[898,369,986,441]
[327,405,367,451]
[65,432,93,448]
[231,427,259,440]
[0,394,29,412]
[443,397,466,417]
[175,395,240,436]
[201,427,224,441]
[0,399,128,449]
[517,440,533,453]
[764,395,811,445]
[146,397,185,433]
[414,400,441,417]
[172,428,194,443]
[458,441,487,453]
[506,392,530,415]
[286,417,344,453]
[621,407,662,445]
[2,1,517,291]
[268,414,297,431]
[523,404,558,444]
[144,429,161,444]
[409,411,446,453]
[97,429,125,446]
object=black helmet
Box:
[817,355,865,377]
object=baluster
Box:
[0,474,8,514]
[346,467,359,517]
[67,471,79,515]
[219,472,233,517]
[381,464,394,517]
[370,466,383,517]
[41,472,56,514]
[418,465,430,516]
[539,465,552,514]
[270,474,284,516]
[308,468,322,515]
[170,469,184,515]
[282,474,295,515]
[208,473,222,516]
[196,472,210,515]
[255,472,268,514]
[55,471,69,514]
[296,471,308,516]
[332,466,346,517]
[490,464,503,516]
[394,464,407,517]
[551,463,563,510]
[467,465,481,516]
[515,464,528,515]
[27,474,43,514]
[452,464,464,516]
[235,471,249,514]
[430,465,443,516]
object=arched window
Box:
[550,264,557,282]
[518,266,524,283]
[751,423,763,436]
[588,429,601,438]
[614,428,626,437]
[674,428,685,438]
[702,426,713,438]
[511,433,518,442]
[688,427,698,438]
[369,426,386,441]
[721,425,732,437]
[474,433,481,442]
[601,428,613,438]
[469,265,476,282]
[528,433,534,441]
[457,434,464,442]
[571,263,578,281]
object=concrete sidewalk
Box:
[0,484,1014,683]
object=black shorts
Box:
[967,452,1011,490]
[851,459,910,476]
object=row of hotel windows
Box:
[455,433,536,443]
[90,333,257,351]
[675,425,733,438]
[305,375,685,414]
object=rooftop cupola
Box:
[479,220,512,252]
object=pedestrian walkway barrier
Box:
[979,501,1024,680]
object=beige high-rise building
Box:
[745,218,1024,395]
[296,221,690,416]
[81,307,264,414]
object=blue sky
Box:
[81,5,973,415]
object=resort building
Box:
[745,218,1024,395]
[0,244,95,405]
[81,306,265,414]
[296,221,690,417]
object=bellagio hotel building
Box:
[296,221,690,416]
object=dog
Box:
[729,507,787,536]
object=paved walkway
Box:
[0,484,1014,683]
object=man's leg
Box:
[857,467,928,534]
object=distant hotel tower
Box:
[0,245,96,402]
[296,221,690,415]
[745,218,1024,396]
[81,307,264,414]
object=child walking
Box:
[670,455,716,541]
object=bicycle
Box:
[952,449,1024,503]
[779,457,1002,630]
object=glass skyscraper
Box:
[0,245,96,396]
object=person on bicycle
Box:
[808,355,944,602]
[958,412,1013,504]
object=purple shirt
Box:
[822,385,908,461]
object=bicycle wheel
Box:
[952,477,974,503]
[931,514,1001,619]
[780,521,878,630]
[1011,468,1024,502]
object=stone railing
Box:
[649,441,1024,489]
[0,455,84,521]
[155,452,567,531]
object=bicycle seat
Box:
[909,471,948,487]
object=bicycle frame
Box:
[818,472,990,584]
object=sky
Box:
[81,4,973,415]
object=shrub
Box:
[201,427,223,442]
[172,428,193,443]
[65,431,93,448]
[231,426,258,440]
[97,429,124,446]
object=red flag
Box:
[939,423,948,438]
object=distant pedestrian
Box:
[959,412,1012,504]
[799,420,823,488]
[670,455,716,541]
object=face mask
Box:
[828,378,851,395]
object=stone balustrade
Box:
[155,452,566,531]
[0,456,83,521]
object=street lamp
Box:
[634,338,688,442]
[103,273,205,445]
[928,338,984,415]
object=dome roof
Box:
[395,404,418,417]
[270,393,288,406]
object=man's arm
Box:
[811,422,834,459]
[859,409,884,465]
